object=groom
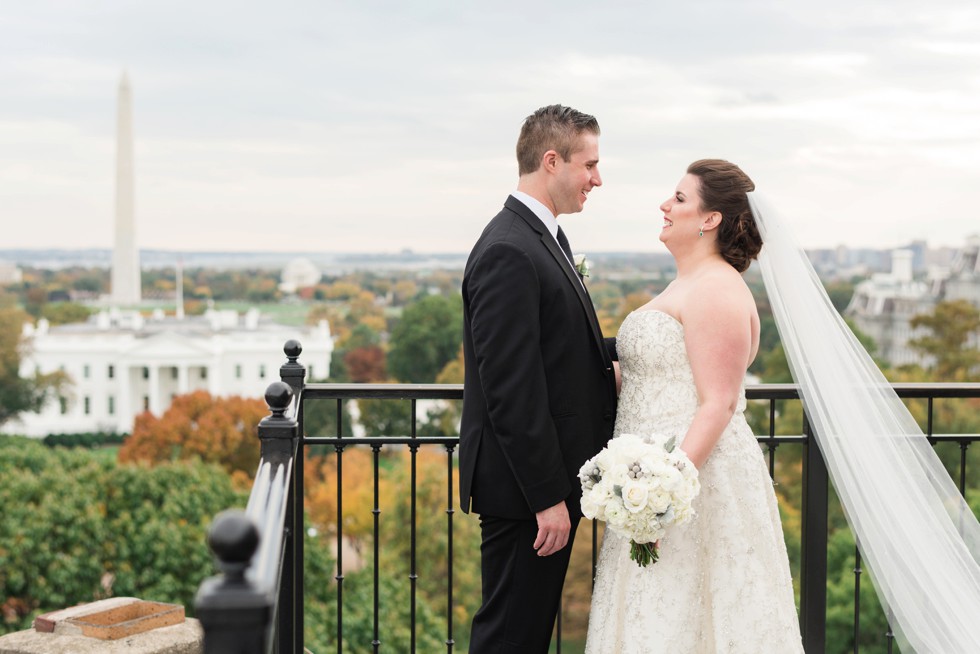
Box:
[459,104,618,653]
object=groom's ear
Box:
[542,149,560,172]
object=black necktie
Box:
[556,226,574,262]
[556,226,584,282]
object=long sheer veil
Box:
[749,192,980,652]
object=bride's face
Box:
[659,174,704,244]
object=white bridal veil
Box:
[750,192,980,652]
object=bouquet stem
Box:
[630,540,659,567]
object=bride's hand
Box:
[533,501,571,556]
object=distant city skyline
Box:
[3,1,979,253]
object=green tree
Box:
[909,300,980,380]
[358,398,413,437]
[40,302,92,326]
[303,397,355,440]
[825,280,856,313]
[0,438,246,633]
[388,294,463,383]
[0,307,67,427]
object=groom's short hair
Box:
[516,105,600,176]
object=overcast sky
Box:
[3,1,979,254]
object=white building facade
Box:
[6,308,332,437]
[846,238,980,367]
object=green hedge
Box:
[42,431,128,448]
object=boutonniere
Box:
[573,254,590,278]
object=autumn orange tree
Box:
[118,391,267,481]
[344,346,387,383]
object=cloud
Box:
[2,1,979,252]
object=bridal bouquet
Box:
[579,433,700,567]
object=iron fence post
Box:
[280,340,307,654]
[800,412,828,653]
[195,510,271,654]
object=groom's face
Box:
[550,132,602,216]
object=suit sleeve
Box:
[466,241,571,513]
[604,337,618,362]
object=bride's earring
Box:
[699,225,704,237]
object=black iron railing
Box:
[195,342,980,653]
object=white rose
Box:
[592,479,615,503]
[621,481,650,513]
[648,489,671,514]
[581,493,601,520]
[605,502,629,529]
[660,466,683,491]
[607,463,630,487]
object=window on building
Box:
[59,397,68,415]
[260,364,267,379]
[108,365,115,379]
[142,367,149,380]
[235,364,242,379]
[143,396,150,411]
[200,368,208,380]
[108,396,115,415]
[171,367,178,380]
[83,364,90,379]
[83,396,91,415]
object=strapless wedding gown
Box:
[585,310,804,653]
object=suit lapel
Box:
[504,197,610,364]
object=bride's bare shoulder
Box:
[684,264,757,316]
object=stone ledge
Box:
[34,597,140,634]
[0,618,202,654]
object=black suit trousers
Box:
[468,514,580,653]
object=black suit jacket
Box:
[459,196,617,521]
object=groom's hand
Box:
[533,502,571,556]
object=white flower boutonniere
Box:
[573,254,590,278]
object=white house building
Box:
[6,308,332,437]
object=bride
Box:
[586,160,980,653]
[584,159,804,653]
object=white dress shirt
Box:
[510,191,573,265]
[510,191,584,288]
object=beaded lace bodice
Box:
[615,310,744,439]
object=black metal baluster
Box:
[373,443,382,652]
[591,519,598,592]
[768,399,778,479]
[853,546,861,653]
[336,398,345,654]
[446,444,456,652]
[279,474,296,654]
[410,400,419,653]
[960,441,969,495]
[885,608,894,653]
[800,411,828,653]
[556,599,562,653]
[927,397,934,439]
[295,381,306,654]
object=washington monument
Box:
[111,73,141,305]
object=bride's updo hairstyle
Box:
[687,159,762,273]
